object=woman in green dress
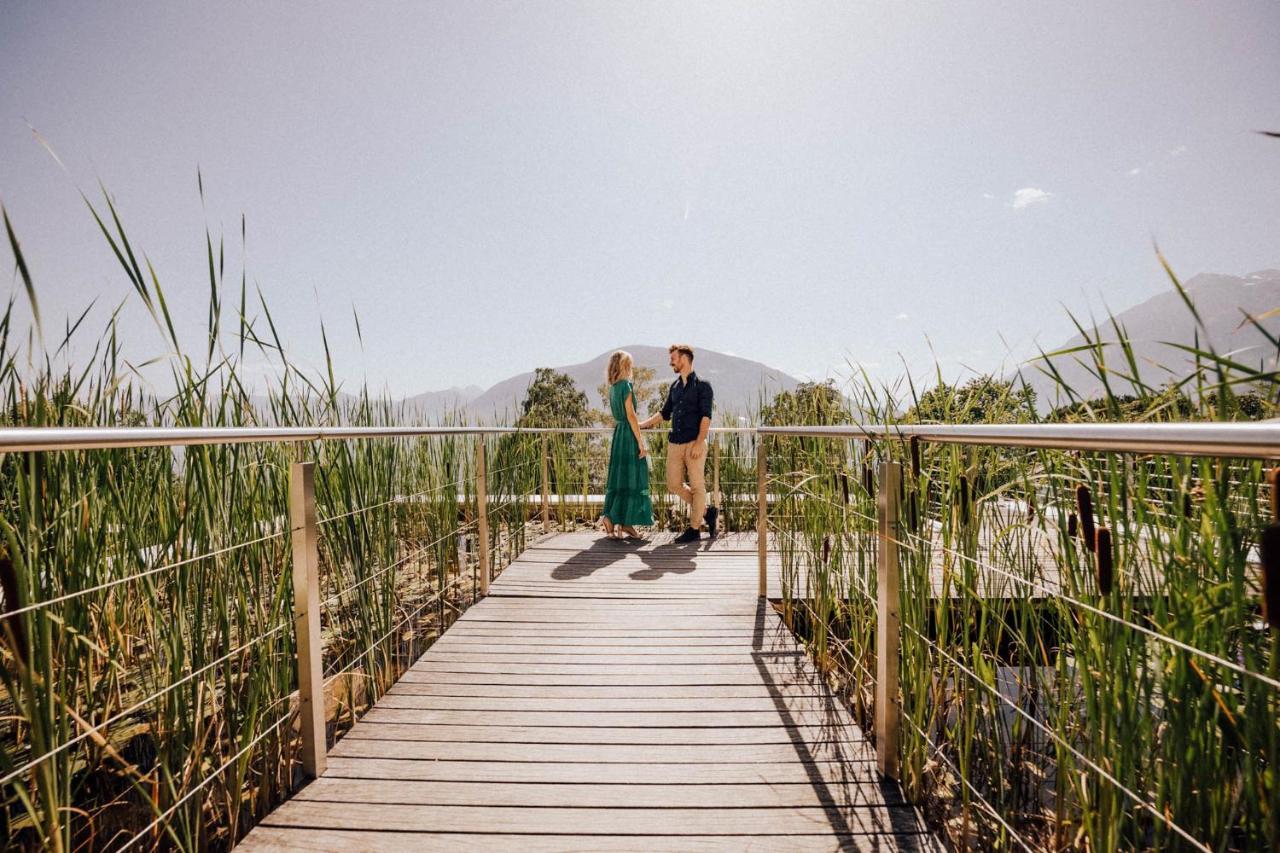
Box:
[600,350,654,540]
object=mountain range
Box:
[397,268,1279,422]
[406,345,801,423]
[1019,268,1280,406]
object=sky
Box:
[1,1,1278,397]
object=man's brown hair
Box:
[669,344,695,362]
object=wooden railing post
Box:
[540,436,550,531]
[876,460,902,780]
[476,437,490,596]
[757,438,768,598]
[289,461,326,779]
[712,435,721,508]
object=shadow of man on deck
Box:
[629,538,701,580]
[549,536,632,580]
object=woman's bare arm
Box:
[624,393,648,457]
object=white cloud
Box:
[1169,145,1187,158]
[982,192,995,200]
[1010,187,1052,209]
[894,312,909,321]
[660,298,674,311]
[1128,167,1142,176]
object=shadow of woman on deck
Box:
[549,536,632,580]
[629,539,701,580]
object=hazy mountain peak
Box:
[1021,268,1280,406]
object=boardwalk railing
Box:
[756,421,1280,851]
[0,424,755,851]
[2,421,1277,850]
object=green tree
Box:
[906,376,1036,424]
[596,365,660,424]
[516,367,591,428]
[760,381,851,426]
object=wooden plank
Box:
[418,652,794,664]
[431,635,768,647]
[317,756,875,785]
[238,827,935,852]
[292,777,898,809]
[344,721,861,746]
[378,686,839,706]
[259,800,923,837]
[328,739,873,765]
[396,670,803,686]
[375,682,822,699]
[359,707,865,731]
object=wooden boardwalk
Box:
[239,531,938,851]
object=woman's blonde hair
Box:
[606,350,633,385]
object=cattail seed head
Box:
[1095,527,1113,595]
[910,436,921,478]
[1076,485,1096,553]
[958,475,970,526]
[1261,524,1280,629]
[839,471,850,505]
[822,534,832,565]
[1067,513,1077,537]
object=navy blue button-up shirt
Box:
[660,372,714,444]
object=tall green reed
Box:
[770,262,1279,850]
[0,192,533,850]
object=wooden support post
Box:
[712,435,721,508]
[757,438,768,598]
[540,436,550,531]
[476,438,490,596]
[289,461,326,779]
[876,460,902,780]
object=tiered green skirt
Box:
[602,422,654,526]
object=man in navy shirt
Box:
[640,344,717,542]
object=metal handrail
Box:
[3,421,1276,457]
[0,424,756,452]
[758,422,1280,459]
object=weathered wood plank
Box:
[358,707,864,730]
[328,739,873,764]
[343,721,860,745]
[292,777,898,808]
[259,800,924,837]
[317,756,869,784]
[238,827,935,852]
[377,682,819,699]
[378,691,839,710]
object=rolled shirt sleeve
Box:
[699,381,713,421]
[660,384,674,421]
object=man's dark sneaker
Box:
[675,527,701,543]
[705,505,719,539]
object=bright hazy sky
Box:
[2,2,1278,396]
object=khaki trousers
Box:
[666,441,707,529]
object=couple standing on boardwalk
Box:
[600,343,718,544]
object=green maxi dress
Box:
[602,379,654,526]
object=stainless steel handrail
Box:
[757,422,1280,459]
[0,422,1276,457]
[0,425,757,452]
